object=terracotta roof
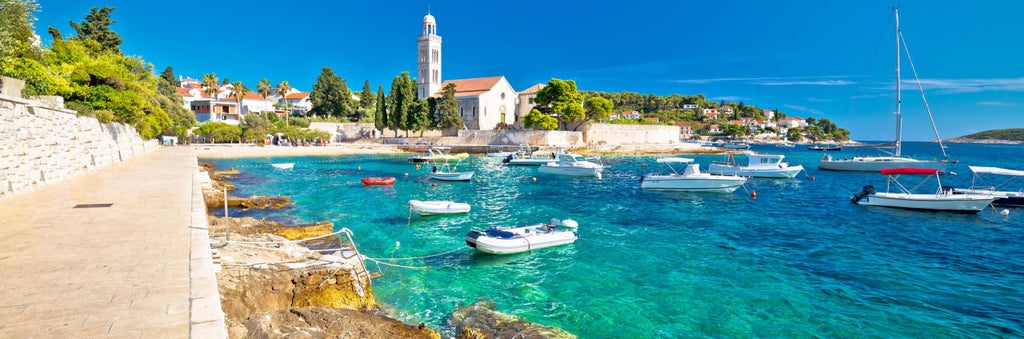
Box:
[518,83,546,95]
[175,87,190,96]
[439,76,504,96]
[284,92,309,99]
[242,92,268,100]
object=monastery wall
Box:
[583,123,681,145]
[0,92,157,201]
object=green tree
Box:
[523,108,558,130]
[388,72,414,137]
[374,84,386,133]
[310,66,352,119]
[257,78,271,104]
[230,81,249,116]
[434,82,463,130]
[202,73,218,99]
[408,100,430,136]
[359,79,375,110]
[68,7,122,53]
[534,78,584,130]
[240,113,271,143]
[583,96,613,123]
[0,0,40,59]
[159,66,175,85]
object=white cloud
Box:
[757,80,855,86]
[807,97,832,102]
[671,75,856,86]
[708,96,749,102]
[906,77,1024,93]
[978,101,1020,106]
[782,104,823,115]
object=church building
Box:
[416,13,518,130]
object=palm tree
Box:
[202,73,218,99]
[257,78,271,101]
[277,80,291,125]
[231,81,250,117]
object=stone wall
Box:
[0,94,157,201]
[583,123,680,145]
[444,130,584,147]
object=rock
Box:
[205,194,291,209]
[208,217,334,243]
[245,307,440,339]
[450,300,576,339]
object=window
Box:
[501,92,506,99]
[528,98,534,104]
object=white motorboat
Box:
[408,200,471,216]
[503,145,558,166]
[952,166,1024,206]
[271,163,294,169]
[721,142,750,150]
[465,219,579,254]
[408,146,469,163]
[538,153,604,177]
[485,145,519,157]
[640,158,748,192]
[850,168,994,213]
[708,153,804,178]
[427,163,473,181]
[819,7,954,172]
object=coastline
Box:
[194,143,403,158]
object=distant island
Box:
[946,128,1024,144]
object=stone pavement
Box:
[0,147,226,338]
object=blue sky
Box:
[32,0,1024,141]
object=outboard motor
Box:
[850,185,876,203]
[502,154,513,164]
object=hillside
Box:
[947,128,1024,143]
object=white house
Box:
[191,99,241,125]
[281,92,312,115]
[438,76,517,130]
[777,117,808,129]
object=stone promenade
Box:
[0,147,225,338]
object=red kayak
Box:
[362,177,396,185]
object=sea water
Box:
[205,142,1024,338]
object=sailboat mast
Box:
[894,6,902,157]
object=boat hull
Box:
[640,175,747,192]
[707,164,804,178]
[953,188,1024,206]
[507,158,554,166]
[819,157,945,172]
[857,192,993,213]
[465,225,578,254]
[408,200,471,216]
[271,163,294,169]
[428,172,474,181]
[361,177,395,185]
[538,165,603,177]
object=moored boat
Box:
[407,146,469,163]
[408,200,471,216]
[361,177,396,185]
[640,158,747,192]
[952,165,1024,206]
[428,163,473,181]
[708,153,804,178]
[271,163,294,169]
[465,219,579,254]
[850,168,994,213]
[808,143,841,151]
[538,153,604,177]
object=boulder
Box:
[450,300,576,339]
[245,307,439,339]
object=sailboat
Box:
[819,7,954,172]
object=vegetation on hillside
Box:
[0,3,192,139]
[957,128,1024,141]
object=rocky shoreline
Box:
[944,138,1024,145]
[199,161,576,338]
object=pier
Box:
[0,147,225,337]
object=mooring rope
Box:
[370,246,467,261]
[363,256,431,270]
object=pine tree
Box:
[69,6,122,53]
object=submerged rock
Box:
[245,307,439,339]
[450,300,576,339]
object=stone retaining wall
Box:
[583,123,680,145]
[0,94,157,200]
[445,130,584,147]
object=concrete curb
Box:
[188,153,228,338]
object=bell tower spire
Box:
[417,12,442,100]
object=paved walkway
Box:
[0,147,225,338]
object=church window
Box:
[501,92,506,99]
[528,98,534,104]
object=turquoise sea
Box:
[204,142,1023,338]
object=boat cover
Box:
[880,168,937,175]
[656,157,694,163]
[969,166,1024,176]
[486,228,516,239]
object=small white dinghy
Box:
[271,163,294,169]
[465,219,579,254]
[408,200,471,216]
